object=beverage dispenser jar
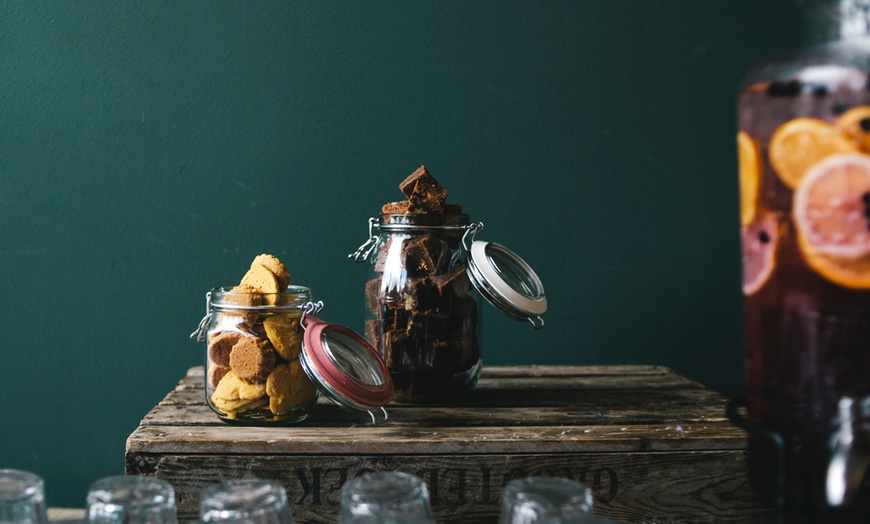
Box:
[737,0,870,520]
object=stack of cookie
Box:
[206,254,317,420]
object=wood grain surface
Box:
[126,366,774,523]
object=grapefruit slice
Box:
[769,118,858,188]
[793,153,870,260]
[738,131,761,226]
[835,105,870,152]
[742,211,780,295]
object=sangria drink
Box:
[738,64,870,518]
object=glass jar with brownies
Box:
[350,166,548,401]
[192,254,393,425]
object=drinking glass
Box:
[339,472,435,524]
[199,479,293,524]
[0,469,48,524]
[86,476,177,524]
[498,477,594,524]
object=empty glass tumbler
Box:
[339,472,435,524]
[86,476,178,524]
[199,479,293,524]
[499,477,595,524]
[0,469,48,524]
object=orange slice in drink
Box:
[793,153,870,260]
[738,131,761,226]
[742,211,780,295]
[835,105,870,152]
[769,118,858,188]
[798,233,870,288]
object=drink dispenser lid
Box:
[463,223,548,329]
[297,302,394,424]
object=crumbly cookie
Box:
[240,264,280,294]
[221,284,263,325]
[212,370,244,400]
[208,364,231,388]
[266,363,292,398]
[214,396,269,417]
[207,331,242,367]
[252,254,291,291]
[265,361,317,415]
[238,379,267,400]
[229,336,276,382]
[263,314,303,361]
[240,264,280,306]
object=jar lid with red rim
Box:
[297,302,393,423]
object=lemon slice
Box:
[769,118,858,188]
[738,131,761,226]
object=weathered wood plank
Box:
[126,366,762,523]
[126,451,774,524]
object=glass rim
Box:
[376,212,470,231]
[209,285,312,311]
[341,471,426,504]
[0,469,44,503]
[86,475,175,508]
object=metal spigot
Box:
[826,396,870,507]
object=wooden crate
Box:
[125,366,773,523]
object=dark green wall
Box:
[0,0,803,508]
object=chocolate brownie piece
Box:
[399,166,448,214]
[385,329,415,368]
[382,201,416,214]
[365,319,382,348]
[450,296,481,369]
[366,278,383,315]
[432,262,471,298]
[403,235,441,278]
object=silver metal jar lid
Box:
[462,223,548,329]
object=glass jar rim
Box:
[377,213,469,231]
[0,469,43,503]
[209,285,312,311]
[341,471,427,505]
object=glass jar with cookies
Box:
[350,167,548,402]
[193,254,393,425]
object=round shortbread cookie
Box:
[252,254,291,291]
[208,331,242,367]
[229,336,276,382]
[263,314,303,361]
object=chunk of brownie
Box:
[399,166,447,214]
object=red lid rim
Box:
[302,318,393,408]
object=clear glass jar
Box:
[361,213,483,401]
[339,472,435,524]
[737,0,870,519]
[199,479,294,524]
[86,476,178,524]
[201,286,318,424]
[498,477,594,524]
[0,469,48,524]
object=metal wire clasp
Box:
[190,291,213,342]
[299,300,325,329]
[461,221,484,251]
[367,406,389,425]
[348,217,380,262]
